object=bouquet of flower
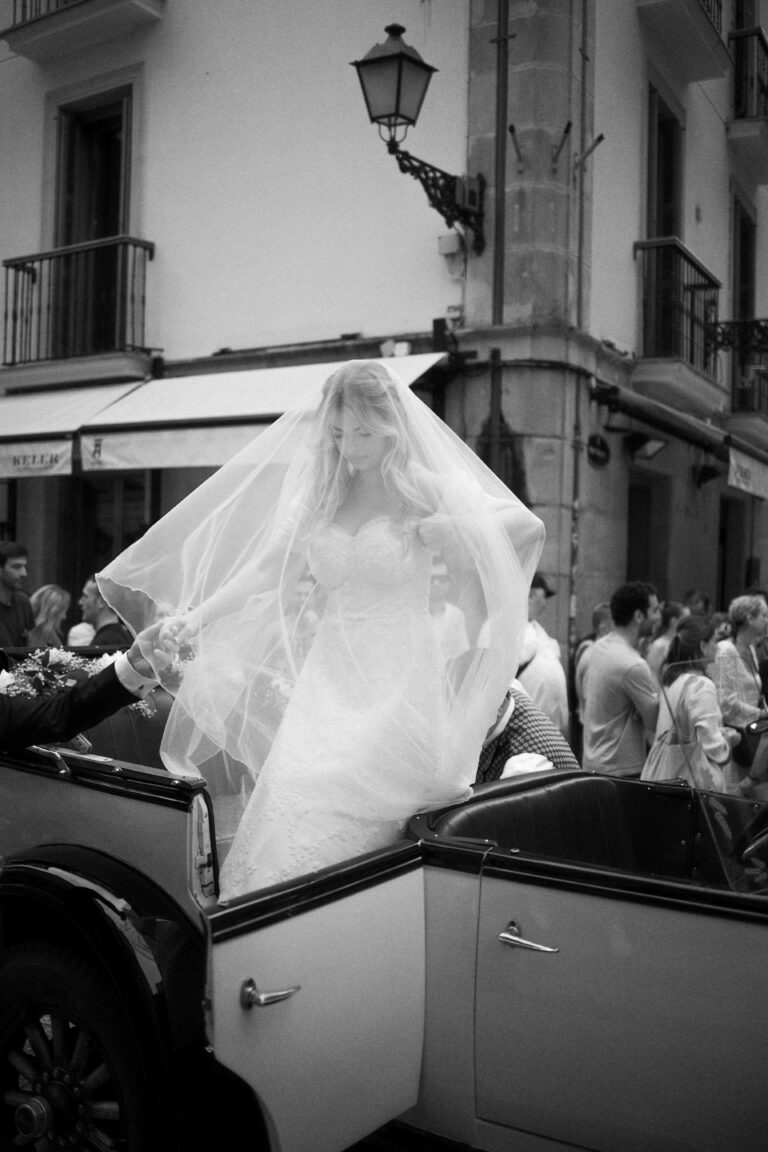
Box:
[0,648,156,717]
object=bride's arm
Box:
[163,520,306,644]
[415,468,544,574]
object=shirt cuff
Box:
[114,652,157,698]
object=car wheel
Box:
[0,941,155,1152]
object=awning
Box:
[728,448,768,500]
[0,382,141,478]
[589,380,731,458]
[590,379,768,500]
[80,353,447,470]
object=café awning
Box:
[79,353,446,470]
[0,382,140,478]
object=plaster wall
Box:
[0,0,473,360]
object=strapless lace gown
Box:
[218,517,468,898]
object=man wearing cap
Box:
[516,572,570,740]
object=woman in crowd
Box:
[28,584,71,648]
[98,360,544,898]
[643,614,738,791]
[713,594,768,794]
[645,600,684,684]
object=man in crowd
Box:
[76,574,133,647]
[1,622,163,751]
[582,581,660,776]
[0,542,32,649]
[571,600,613,761]
[477,682,579,783]
[429,555,469,663]
[517,572,570,739]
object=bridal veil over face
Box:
[99,360,544,838]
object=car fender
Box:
[0,847,269,1147]
[0,846,206,1057]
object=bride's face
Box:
[331,406,389,472]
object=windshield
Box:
[697,790,768,896]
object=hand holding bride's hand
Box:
[159,610,201,653]
[127,621,167,677]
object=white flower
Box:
[46,648,75,667]
[0,670,15,694]
[89,652,119,673]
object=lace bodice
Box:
[308,517,431,618]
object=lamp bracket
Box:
[508,124,525,172]
[551,120,572,172]
[573,132,605,172]
[388,140,486,254]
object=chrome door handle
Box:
[499,920,559,954]
[240,978,301,1009]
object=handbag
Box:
[732,716,768,768]
[642,676,724,791]
[731,648,768,768]
[642,727,699,783]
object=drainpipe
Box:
[488,0,509,476]
[568,0,590,700]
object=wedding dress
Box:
[98,360,544,901]
[218,515,449,897]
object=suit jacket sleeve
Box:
[0,665,137,752]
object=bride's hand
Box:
[417,514,461,563]
[159,610,201,653]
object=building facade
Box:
[1,0,767,659]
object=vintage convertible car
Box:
[209,769,768,1152]
[0,684,766,1152]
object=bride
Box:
[98,360,544,898]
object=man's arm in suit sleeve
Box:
[0,653,156,753]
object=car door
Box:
[474,857,768,1152]
[208,843,425,1152]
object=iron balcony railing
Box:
[10,0,81,24]
[3,235,154,367]
[731,26,768,119]
[707,318,768,415]
[699,0,723,36]
[633,238,720,379]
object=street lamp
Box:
[352,24,486,255]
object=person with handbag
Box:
[643,615,739,791]
[712,595,768,795]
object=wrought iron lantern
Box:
[352,24,486,255]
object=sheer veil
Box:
[99,360,544,826]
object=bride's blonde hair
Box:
[309,361,432,524]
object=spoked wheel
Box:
[0,943,155,1152]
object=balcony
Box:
[632,238,725,417]
[0,0,165,62]
[636,0,731,84]
[2,235,154,389]
[727,27,768,185]
[708,318,768,449]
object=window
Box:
[0,482,17,542]
[647,85,682,240]
[643,85,686,360]
[49,87,132,358]
[733,195,756,323]
[56,88,131,246]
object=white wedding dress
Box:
[218,515,464,899]
[97,363,544,901]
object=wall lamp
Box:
[352,24,486,255]
[693,463,723,487]
[625,431,668,461]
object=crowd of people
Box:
[1,360,767,901]
[4,532,768,808]
[0,542,132,658]
[569,580,768,799]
